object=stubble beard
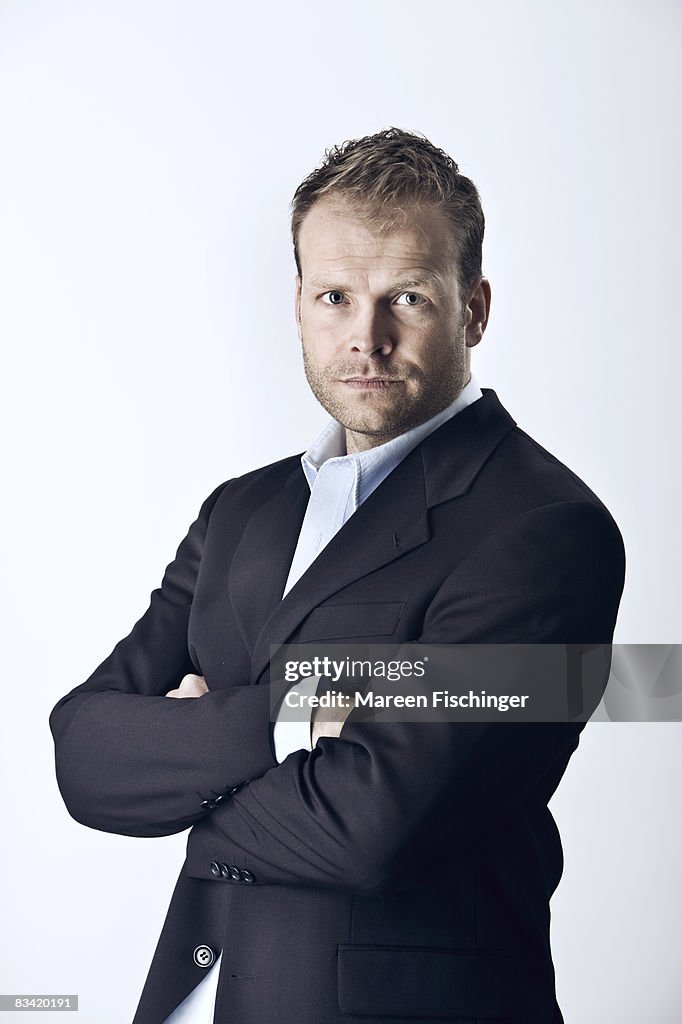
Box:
[301,331,469,444]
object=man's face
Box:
[295,198,488,453]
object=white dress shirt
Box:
[161,375,483,1023]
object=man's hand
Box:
[311,692,357,746]
[165,674,209,698]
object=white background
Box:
[1,1,680,1021]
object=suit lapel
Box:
[228,465,310,658]
[249,445,432,682]
[420,388,516,506]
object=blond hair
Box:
[291,128,484,295]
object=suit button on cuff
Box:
[200,799,216,810]
[219,863,230,878]
[209,861,221,878]
[240,869,255,884]
[228,866,241,881]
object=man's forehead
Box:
[298,198,459,276]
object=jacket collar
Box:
[421,387,516,507]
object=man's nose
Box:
[348,304,394,357]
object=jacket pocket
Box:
[337,944,519,1019]
[298,602,405,641]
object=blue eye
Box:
[396,292,424,306]
[322,291,345,305]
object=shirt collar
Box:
[301,373,483,500]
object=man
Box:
[50,128,625,1024]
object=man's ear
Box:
[464,277,491,348]
[295,275,302,341]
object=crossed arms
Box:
[50,485,624,894]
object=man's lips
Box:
[338,377,403,389]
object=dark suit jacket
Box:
[49,390,626,1024]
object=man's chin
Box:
[339,413,419,444]
[311,384,441,441]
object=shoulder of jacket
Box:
[202,452,304,514]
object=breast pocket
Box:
[298,602,405,642]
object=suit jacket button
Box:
[200,799,216,810]
[239,868,255,884]
[228,866,241,881]
[213,794,225,804]
[193,945,215,968]
[209,861,221,878]
[219,863,230,878]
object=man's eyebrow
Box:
[305,273,442,291]
[391,275,442,291]
[306,276,345,290]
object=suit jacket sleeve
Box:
[183,500,625,895]
[49,483,279,839]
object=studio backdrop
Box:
[0,2,680,1022]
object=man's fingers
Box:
[165,674,209,698]
[180,674,209,695]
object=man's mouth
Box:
[339,377,403,389]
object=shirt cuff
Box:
[272,675,319,763]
